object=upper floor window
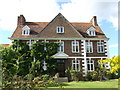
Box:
[72,60,80,71]
[42,41,49,50]
[87,27,96,36]
[56,26,64,33]
[97,42,104,53]
[87,60,94,71]
[22,25,30,35]
[72,41,79,53]
[58,41,64,52]
[86,42,93,53]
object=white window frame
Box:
[27,40,35,49]
[58,41,64,52]
[86,42,93,53]
[87,27,96,36]
[87,60,94,71]
[42,40,49,50]
[97,42,104,53]
[104,62,111,70]
[56,26,64,33]
[22,25,30,35]
[72,60,80,71]
[72,41,79,53]
[88,30,96,36]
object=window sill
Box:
[72,52,80,54]
[86,52,93,53]
[97,52,105,53]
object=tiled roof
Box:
[10,13,107,39]
[1,44,10,47]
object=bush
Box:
[86,71,98,81]
[70,70,83,81]
[106,72,119,79]
[38,77,63,87]
[41,74,49,82]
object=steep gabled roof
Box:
[37,13,83,38]
[10,13,107,39]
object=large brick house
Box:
[9,13,109,76]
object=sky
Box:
[0,0,118,58]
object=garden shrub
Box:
[70,70,83,81]
[86,71,98,81]
[106,72,119,79]
[41,74,49,82]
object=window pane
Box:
[76,46,78,52]
[98,46,101,52]
[73,46,75,52]
[73,64,75,70]
[101,46,104,52]
[61,46,63,52]
[87,64,90,70]
[91,64,93,70]
[73,60,75,63]
[76,64,79,70]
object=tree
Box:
[98,56,120,74]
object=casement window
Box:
[102,62,110,70]
[27,40,35,45]
[87,27,96,36]
[87,60,94,71]
[22,25,30,35]
[56,26,64,33]
[22,30,30,35]
[88,30,96,36]
[27,40,35,49]
[58,41,64,52]
[72,41,79,53]
[72,60,80,71]
[86,42,93,53]
[42,41,49,50]
[97,42,104,53]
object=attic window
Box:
[87,27,96,36]
[22,25,30,35]
[56,26,64,33]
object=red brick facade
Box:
[9,13,109,76]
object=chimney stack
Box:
[17,15,26,25]
[90,16,98,26]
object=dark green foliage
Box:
[86,71,98,81]
[106,72,119,79]
[65,68,83,81]
[70,70,83,81]
[41,74,49,82]
[31,42,59,76]
[2,40,59,88]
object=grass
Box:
[50,79,118,88]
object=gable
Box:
[87,26,96,32]
[37,13,83,38]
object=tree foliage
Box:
[98,56,120,74]
[1,40,59,88]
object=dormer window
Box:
[22,25,30,35]
[56,26,64,33]
[87,27,96,36]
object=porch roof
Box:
[52,52,69,59]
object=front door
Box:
[57,60,65,77]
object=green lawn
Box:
[51,79,118,88]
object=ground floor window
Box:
[72,60,80,71]
[87,60,94,71]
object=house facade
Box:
[9,13,109,77]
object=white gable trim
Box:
[52,52,69,59]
